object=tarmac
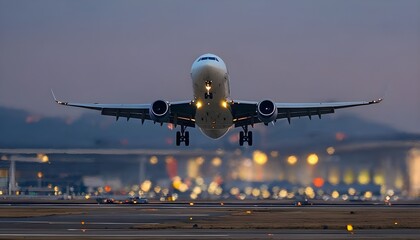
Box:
[0,200,419,239]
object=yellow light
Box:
[348,187,356,195]
[251,188,261,197]
[215,187,223,195]
[326,147,335,155]
[0,191,3,195]
[305,186,315,199]
[287,155,298,165]
[343,169,354,185]
[278,189,288,198]
[358,170,370,185]
[395,174,404,189]
[154,186,161,193]
[331,190,340,199]
[172,176,182,190]
[196,101,202,109]
[307,154,319,165]
[141,180,152,192]
[84,195,90,200]
[189,202,194,206]
[328,167,340,185]
[207,182,217,194]
[179,183,189,192]
[187,159,199,178]
[54,186,59,192]
[253,150,268,165]
[261,190,270,199]
[211,157,222,167]
[364,191,373,199]
[347,224,353,232]
[190,193,197,200]
[41,155,49,163]
[373,173,385,185]
[221,101,228,108]
[193,186,202,195]
[149,156,158,165]
[37,172,43,179]
[230,187,240,195]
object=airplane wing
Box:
[51,91,196,127]
[231,99,382,127]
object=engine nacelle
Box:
[149,100,170,122]
[257,100,277,124]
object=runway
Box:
[1,229,420,239]
[0,202,419,239]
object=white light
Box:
[196,101,202,109]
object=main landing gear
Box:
[176,125,189,146]
[204,81,213,99]
[239,125,253,146]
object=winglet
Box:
[50,89,58,102]
[50,89,68,105]
[369,98,383,104]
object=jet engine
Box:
[257,100,277,124]
[149,100,170,122]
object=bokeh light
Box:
[307,153,319,165]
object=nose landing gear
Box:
[204,81,213,99]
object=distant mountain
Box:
[0,106,414,150]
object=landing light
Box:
[222,101,228,108]
[196,101,202,109]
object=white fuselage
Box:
[190,54,233,139]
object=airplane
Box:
[52,53,382,146]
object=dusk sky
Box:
[0,0,419,133]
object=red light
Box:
[335,132,346,141]
[313,177,324,188]
[104,185,112,193]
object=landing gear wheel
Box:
[239,131,244,146]
[185,131,190,146]
[248,131,253,146]
[176,131,181,146]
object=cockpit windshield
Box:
[198,57,219,62]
